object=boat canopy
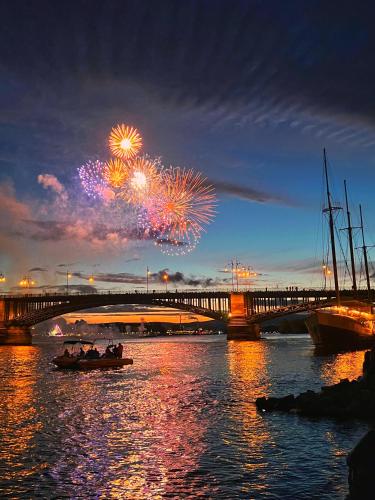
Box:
[63,340,94,345]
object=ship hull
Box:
[306,310,375,351]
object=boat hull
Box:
[53,356,133,369]
[306,310,375,351]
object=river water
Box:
[0,334,370,499]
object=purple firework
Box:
[78,160,107,199]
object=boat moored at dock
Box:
[306,150,374,351]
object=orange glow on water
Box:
[0,346,43,480]
[320,350,365,385]
[227,341,273,490]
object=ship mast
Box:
[359,204,371,300]
[323,149,340,305]
[344,180,357,294]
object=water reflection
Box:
[0,337,370,498]
[0,346,41,482]
[319,350,365,386]
[227,341,274,495]
[49,342,214,498]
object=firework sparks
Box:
[76,123,217,256]
[109,124,142,159]
[155,233,200,256]
[147,167,216,241]
[124,156,162,205]
[78,160,107,199]
[104,158,129,189]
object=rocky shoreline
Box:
[256,348,375,498]
[256,348,375,419]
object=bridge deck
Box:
[0,289,370,328]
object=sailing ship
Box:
[305,149,375,351]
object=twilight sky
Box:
[1,0,375,293]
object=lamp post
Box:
[19,276,36,290]
[66,271,72,295]
[0,273,6,295]
[163,272,168,292]
[224,259,240,291]
[146,266,151,293]
[224,260,257,292]
[322,265,332,290]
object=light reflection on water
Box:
[0,335,370,498]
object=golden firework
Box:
[124,156,162,205]
[108,124,142,159]
[148,167,216,245]
[104,158,129,189]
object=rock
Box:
[275,394,295,411]
[347,430,375,499]
[256,347,375,420]
[256,396,278,411]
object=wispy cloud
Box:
[212,179,295,206]
[56,268,230,288]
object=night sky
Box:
[1,0,375,292]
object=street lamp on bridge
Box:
[163,272,169,292]
[19,276,36,289]
[322,264,332,289]
[66,271,73,294]
[146,266,151,293]
[223,260,257,292]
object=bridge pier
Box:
[227,322,260,340]
[0,325,32,345]
[227,293,261,341]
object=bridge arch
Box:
[6,297,226,327]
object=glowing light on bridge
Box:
[0,273,6,283]
[19,276,35,288]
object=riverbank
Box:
[256,347,375,419]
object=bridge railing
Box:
[1,289,231,299]
[0,287,350,299]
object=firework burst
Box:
[104,158,129,189]
[123,155,162,205]
[147,167,216,241]
[109,124,142,159]
[154,232,200,256]
[77,123,217,256]
[78,160,107,199]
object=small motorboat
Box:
[52,340,133,370]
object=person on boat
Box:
[117,343,123,358]
[103,345,114,358]
[113,345,119,358]
[78,347,85,358]
[85,347,96,359]
[63,348,70,357]
[92,347,100,359]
